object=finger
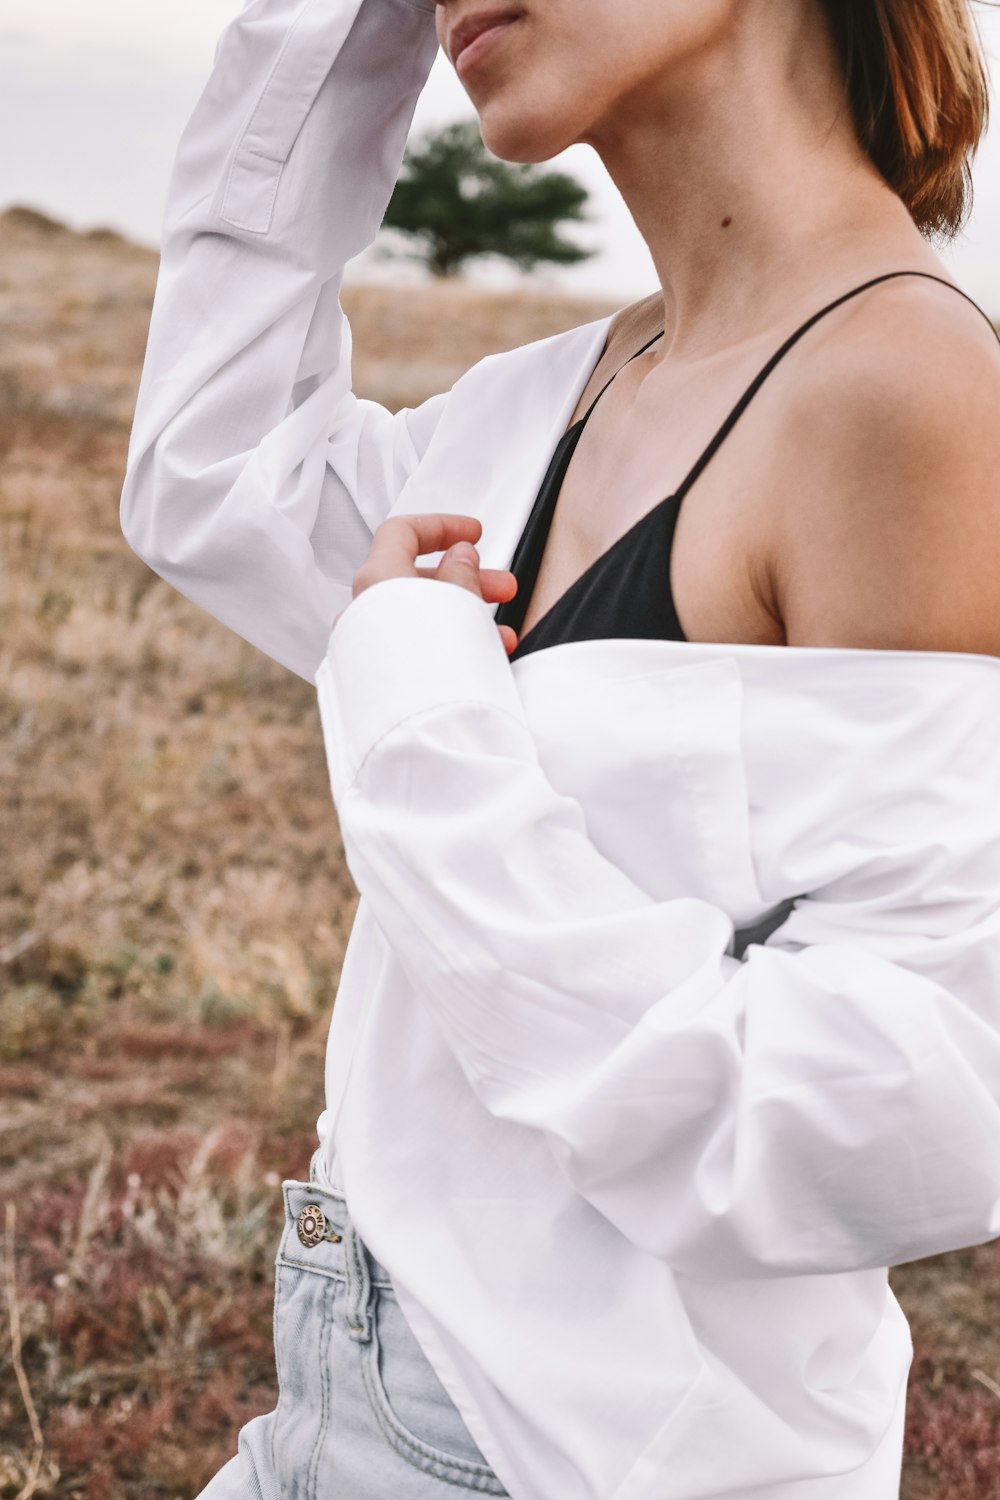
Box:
[481,567,518,602]
[369,512,484,574]
[497,623,519,656]
[435,540,484,596]
[413,563,518,603]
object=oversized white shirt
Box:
[120,1,1000,1497]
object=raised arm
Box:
[315,574,1000,1281]
[120,0,444,682]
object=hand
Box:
[335,513,520,656]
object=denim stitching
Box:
[305,1274,333,1500]
[359,1296,508,1493]
[275,1252,394,1288]
[347,1223,372,1342]
[269,1263,285,1476]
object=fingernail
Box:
[450,542,479,565]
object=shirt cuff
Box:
[315,576,529,803]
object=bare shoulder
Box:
[768,276,1000,657]
[793,275,1000,426]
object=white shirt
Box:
[119,2,1000,1496]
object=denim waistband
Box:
[274,1157,510,1495]
[275,1150,394,1346]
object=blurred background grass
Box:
[0,204,998,1498]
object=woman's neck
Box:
[581,3,922,363]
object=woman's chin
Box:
[477,108,580,166]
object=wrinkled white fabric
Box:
[315,581,1000,1500]
[120,2,1000,1497]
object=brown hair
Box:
[819,0,993,237]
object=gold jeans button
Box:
[296,1204,326,1247]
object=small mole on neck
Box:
[721,216,733,228]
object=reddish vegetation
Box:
[0,204,997,1497]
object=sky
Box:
[2,0,999,312]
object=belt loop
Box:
[345,1220,373,1344]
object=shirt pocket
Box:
[514,650,769,928]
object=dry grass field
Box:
[1,202,998,1499]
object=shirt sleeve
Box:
[120,0,445,683]
[315,574,1000,1281]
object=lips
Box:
[448,7,524,67]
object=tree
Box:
[381,121,595,280]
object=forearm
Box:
[121,0,443,680]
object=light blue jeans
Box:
[196,1159,509,1498]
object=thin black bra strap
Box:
[672,270,1000,504]
[576,326,667,429]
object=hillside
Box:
[1,205,997,1499]
[0,202,619,420]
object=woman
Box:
[121,1,1000,1497]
